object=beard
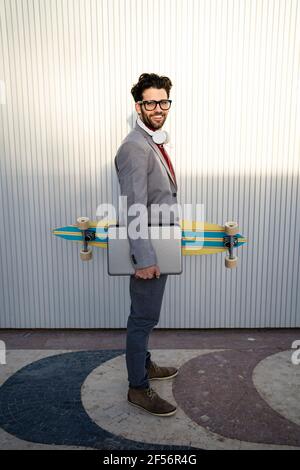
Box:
[140,108,167,130]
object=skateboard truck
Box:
[77,217,95,261]
[223,221,239,268]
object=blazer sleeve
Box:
[115,141,157,270]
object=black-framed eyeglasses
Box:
[137,99,172,111]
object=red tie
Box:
[157,144,177,185]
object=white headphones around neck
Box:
[137,116,169,145]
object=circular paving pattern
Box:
[173,349,300,446]
[253,350,300,427]
[82,349,217,449]
[0,347,299,449]
[0,350,195,450]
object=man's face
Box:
[135,87,170,130]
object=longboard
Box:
[52,219,247,268]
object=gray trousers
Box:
[126,274,168,389]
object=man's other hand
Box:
[134,265,161,280]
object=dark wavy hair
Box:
[131,73,173,102]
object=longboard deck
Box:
[52,220,247,255]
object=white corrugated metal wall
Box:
[0,0,299,328]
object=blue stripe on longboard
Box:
[182,230,241,238]
[182,240,245,247]
[182,231,245,240]
[55,227,245,239]
[54,234,246,248]
[56,234,108,242]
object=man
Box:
[115,73,178,417]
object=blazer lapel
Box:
[135,123,177,189]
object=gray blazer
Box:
[115,121,179,270]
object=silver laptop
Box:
[107,224,182,276]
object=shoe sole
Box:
[148,370,179,381]
[128,399,177,417]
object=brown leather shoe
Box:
[128,387,177,417]
[146,361,178,380]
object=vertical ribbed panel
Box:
[0,0,299,328]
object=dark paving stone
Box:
[0,350,198,450]
[173,348,300,446]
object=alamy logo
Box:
[0,340,6,365]
[96,198,205,240]
[291,340,300,365]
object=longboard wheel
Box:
[80,248,92,261]
[224,221,238,235]
[77,217,90,230]
[225,255,238,268]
